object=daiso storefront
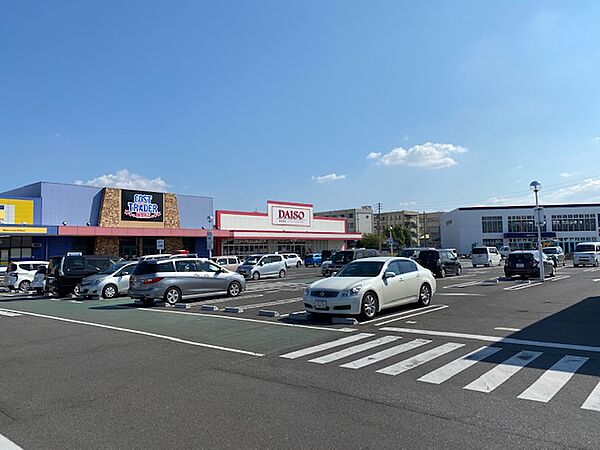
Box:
[214,201,362,257]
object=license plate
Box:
[516,263,524,268]
[315,300,327,309]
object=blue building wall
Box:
[177,194,213,229]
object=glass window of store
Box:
[551,214,596,232]
[482,238,504,248]
[508,215,546,233]
[0,236,33,265]
[481,216,503,233]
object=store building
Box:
[215,200,362,256]
[314,206,374,234]
[0,182,216,264]
[442,203,600,254]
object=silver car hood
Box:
[82,274,111,284]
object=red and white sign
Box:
[271,205,311,227]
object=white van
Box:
[471,247,502,267]
[573,242,600,267]
[4,261,49,292]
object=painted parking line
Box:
[442,281,484,289]
[279,333,374,359]
[360,304,446,326]
[377,342,465,376]
[418,346,502,384]
[504,282,543,291]
[0,433,22,450]
[437,293,486,297]
[372,305,450,327]
[494,327,521,332]
[0,309,22,317]
[582,381,600,412]
[238,297,302,310]
[0,308,264,356]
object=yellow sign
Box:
[0,227,47,234]
[0,198,34,225]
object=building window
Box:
[551,214,596,232]
[482,238,504,249]
[482,216,503,233]
[508,215,546,233]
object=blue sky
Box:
[2,1,600,213]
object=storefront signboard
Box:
[121,190,164,222]
[271,205,311,227]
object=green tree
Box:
[358,233,380,249]
[390,225,412,247]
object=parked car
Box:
[30,266,47,294]
[471,246,502,267]
[499,246,511,259]
[542,246,566,267]
[283,253,303,268]
[237,254,287,280]
[304,257,436,320]
[504,250,555,279]
[0,266,6,287]
[304,253,322,267]
[321,248,380,277]
[399,247,433,260]
[77,261,137,299]
[4,261,49,292]
[210,256,241,272]
[129,258,246,306]
[46,255,122,297]
[573,242,600,267]
[417,249,462,278]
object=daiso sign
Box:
[271,204,311,227]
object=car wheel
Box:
[164,287,181,306]
[418,284,432,307]
[73,284,81,296]
[102,284,118,299]
[456,266,462,276]
[549,265,556,277]
[227,281,242,297]
[35,288,43,295]
[278,269,286,279]
[18,280,31,293]
[296,261,301,268]
[252,272,260,281]
[472,264,477,268]
[486,261,491,267]
[360,292,378,320]
[142,298,154,307]
[439,267,446,278]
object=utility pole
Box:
[376,202,382,251]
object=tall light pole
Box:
[530,181,545,282]
[389,226,394,256]
[207,215,214,259]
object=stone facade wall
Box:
[94,236,119,256]
[164,194,181,228]
[164,237,184,254]
[98,188,121,228]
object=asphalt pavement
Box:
[2,262,600,448]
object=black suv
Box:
[321,248,380,276]
[46,254,122,297]
[417,249,462,278]
[504,251,555,279]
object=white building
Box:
[442,203,600,254]
[314,206,374,235]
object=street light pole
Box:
[389,226,394,256]
[530,181,545,282]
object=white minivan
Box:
[4,261,49,292]
[471,247,502,267]
[573,242,600,267]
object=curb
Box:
[332,317,358,325]
[258,310,279,317]
[287,312,310,322]
[223,306,244,314]
[174,303,191,309]
[201,305,219,312]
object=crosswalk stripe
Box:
[418,346,502,384]
[464,350,543,393]
[340,339,431,370]
[517,355,589,403]
[377,342,465,376]
[279,333,374,359]
[308,336,401,364]
[582,381,600,412]
[0,310,21,317]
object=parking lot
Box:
[2,259,600,448]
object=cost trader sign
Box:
[121,189,164,222]
[271,205,311,227]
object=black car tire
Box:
[102,284,118,299]
[456,266,462,276]
[439,267,446,278]
[164,287,181,306]
[227,281,242,297]
[360,291,378,320]
[252,272,260,281]
[296,261,301,268]
[18,280,31,293]
[278,269,286,279]
[418,284,432,307]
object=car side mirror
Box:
[384,271,396,279]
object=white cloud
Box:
[559,172,576,178]
[311,173,347,184]
[367,142,467,169]
[591,137,600,143]
[75,169,170,192]
[513,165,524,171]
[546,177,600,201]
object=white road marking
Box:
[0,308,264,356]
[504,282,543,291]
[377,342,465,376]
[308,336,401,364]
[583,267,600,272]
[0,433,23,450]
[551,275,570,282]
[140,308,356,333]
[360,304,445,325]
[437,293,486,297]
[340,339,431,370]
[581,381,600,412]
[406,320,417,324]
[279,333,374,359]
[372,305,449,327]
[0,310,22,317]
[593,279,600,282]
[494,327,521,332]
[442,281,483,289]
[464,350,543,393]
[517,355,589,403]
[379,326,600,353]
[418,346,502,384]
[238,297,302,310]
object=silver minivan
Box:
[129,258,246,306]
[237,254,287,280]
[77,261,137,299]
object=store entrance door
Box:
[119,238,138,259]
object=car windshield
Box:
[99,262,128,275]
[418,250,439,261]
[472,248,487,254]
[576,244,596,252]
[400,249,416,257]
[244,255,261,265]
[543,248,557,254]
[331,251,353,263]
[336,261,384,277]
